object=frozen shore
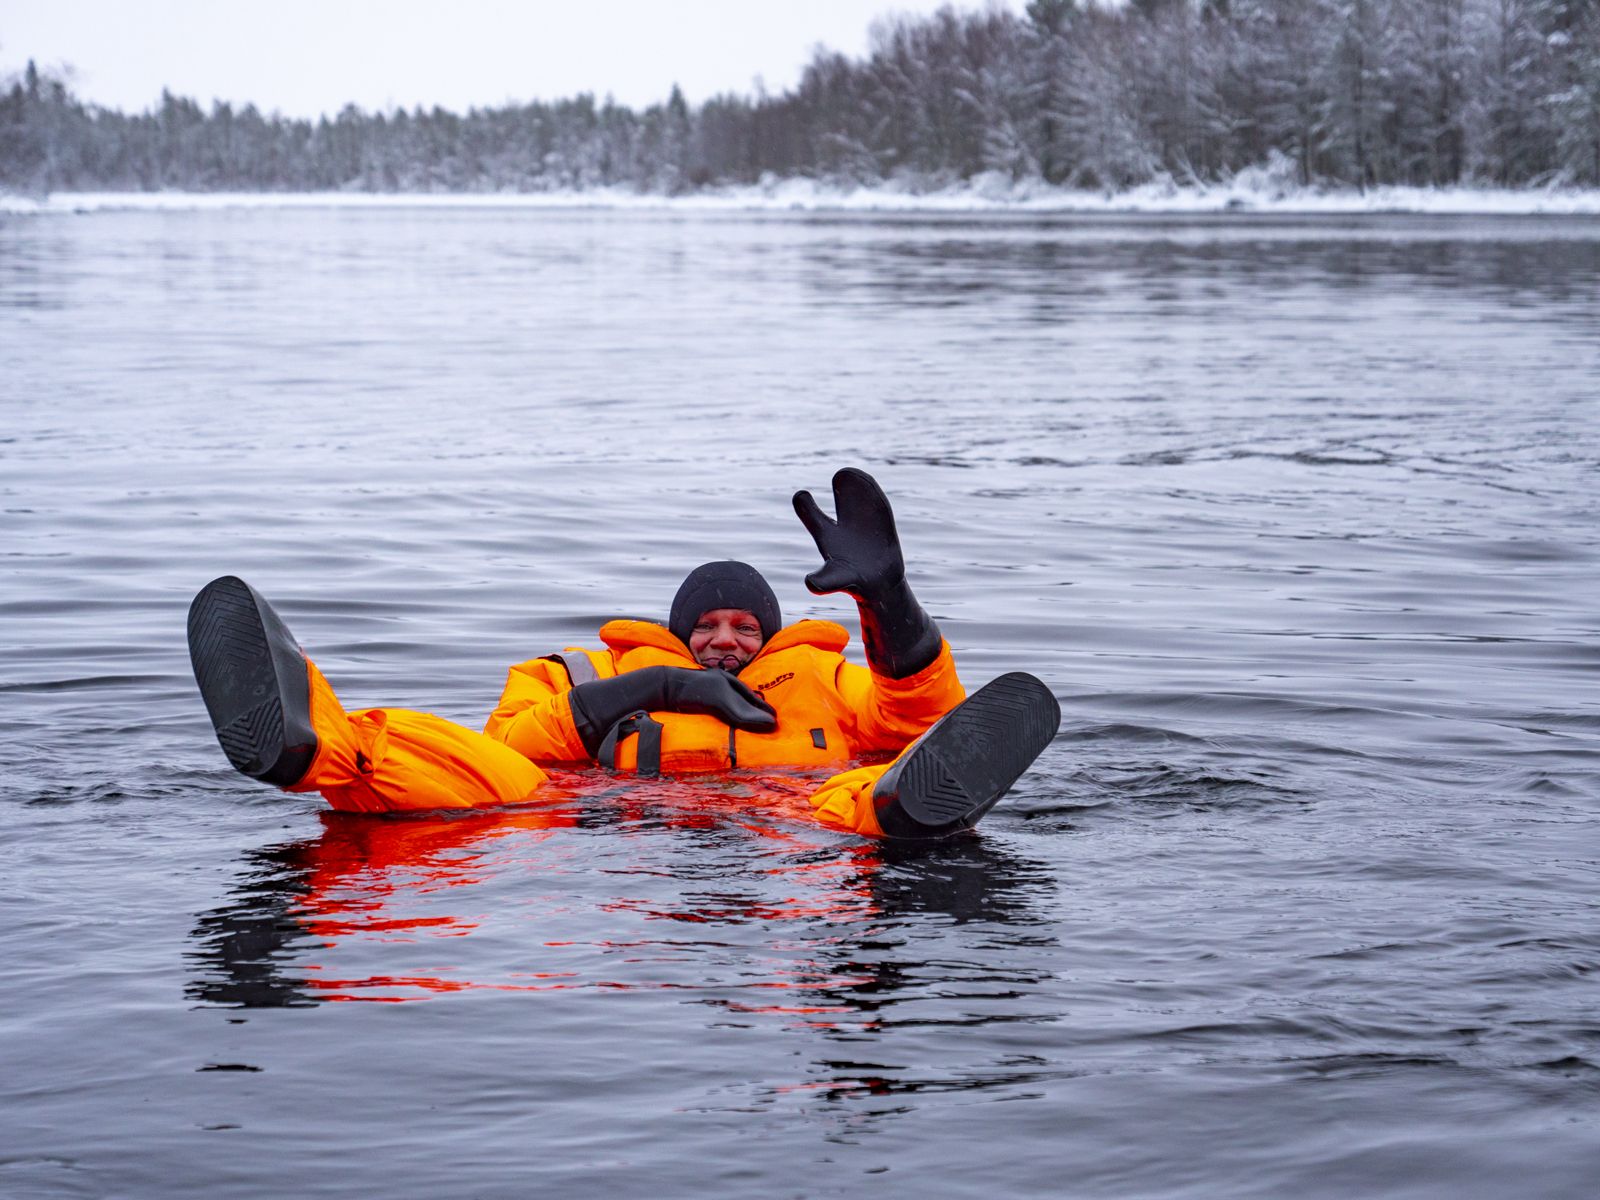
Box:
[7,171,1600,217]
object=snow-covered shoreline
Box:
[7,172,1600,217]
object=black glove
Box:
[792,468,943,680]
[567,665,777,758]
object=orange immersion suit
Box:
[288,621,965,837]
[286,662,550,814]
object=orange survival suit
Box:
[276,469,969,837]
[280,622,963,837]
[485,617,965,831]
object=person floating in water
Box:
[187,469,1060,839]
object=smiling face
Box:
[688,608,765,672]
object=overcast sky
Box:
[0,1,1016,117]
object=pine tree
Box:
[1026,0,1077,36]
[9,3,1600,195]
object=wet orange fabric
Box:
[805,763,892,837]
[286,661,548,813]
[484,619,965,777]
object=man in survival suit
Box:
[187,469,1060,840]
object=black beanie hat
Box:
[668,561,782,648]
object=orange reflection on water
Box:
[277,768,884,1004]
[305,972,583,1002]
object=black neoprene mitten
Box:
[567,665,777,757]
[792,468,943,680]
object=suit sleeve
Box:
[483,654,598,763]
[834,639,966,754]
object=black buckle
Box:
[597,710,663,777]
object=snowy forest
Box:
[5,0,1600,194]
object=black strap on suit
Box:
[598,710,663,777]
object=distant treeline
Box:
[6,0,1600,194]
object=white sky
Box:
[0,1,1018,117]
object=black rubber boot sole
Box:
[187,576,318,788]
[873,672,1060,840]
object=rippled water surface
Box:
[3,206,1599,1198]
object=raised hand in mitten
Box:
[792,468,942,680]
[793,467,907,602]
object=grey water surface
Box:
[2,205,1598,1198]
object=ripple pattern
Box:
[2,208,1598,1198]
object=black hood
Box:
[668,561,782,648]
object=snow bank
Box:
[7,172,1600,217]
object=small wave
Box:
[0,674,172,693]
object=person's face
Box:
[689,608,764,671]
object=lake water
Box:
[2,204,1598,1198]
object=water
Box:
[2,205,1598,1198]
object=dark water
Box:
[3,206,1598,1198]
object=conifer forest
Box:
[5,0,1600,194]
